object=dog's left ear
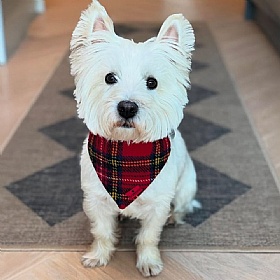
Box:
[156,14,195,53]
[70,0,115,51]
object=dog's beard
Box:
[110,126,141,142]
[104,117,146,142]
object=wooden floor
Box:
[2,251,280,280]
[1,0,280,278]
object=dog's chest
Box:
[88,133,171,209]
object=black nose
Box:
[117,100,139,119]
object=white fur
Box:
[70,0,200,277]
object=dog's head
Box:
[70,0,195,142]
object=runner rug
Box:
[1,22,280,251]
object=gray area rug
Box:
[1,22,280,251]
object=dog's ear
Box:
[70,0,114,51]
[156,14,195,53]
[90,0,114,33]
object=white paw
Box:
[136,246,163,277]
[137,261,163,277]
[191,199,202,210]
[171,199,202,225]
[81,250,111,268]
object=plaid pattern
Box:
[88,133,171,209]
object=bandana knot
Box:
[88,133,171,209]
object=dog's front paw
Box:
[82,251,109,268]
[82,239,116,268]
[82,244,114,268]
[82,253,110,268]
[136,246,163,277]
[137,261,163,277]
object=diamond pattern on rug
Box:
[191,61,208,71]
[3,24,247,229]
[6,156,83,226]
[180,113,231,152]
[60,87,75,99]
[185,160,252,227]
[40,117,87,153]
[188,84,217,104]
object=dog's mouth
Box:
[116,119,135,129]
[122,122,134,128]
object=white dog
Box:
[70,0,200,277]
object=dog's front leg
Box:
[82,199,119,268]
[135,205,169,277]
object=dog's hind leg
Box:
[172,158,201,224]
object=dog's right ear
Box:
[70,0,114,51]
[156,14,195,55]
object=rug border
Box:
[1,245,280,253]
[1,22,280,252]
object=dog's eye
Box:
[105,73,117,85]
[146,77,158,90]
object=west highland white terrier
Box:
[70,0,200,277]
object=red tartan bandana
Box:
[88,133,171,209]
